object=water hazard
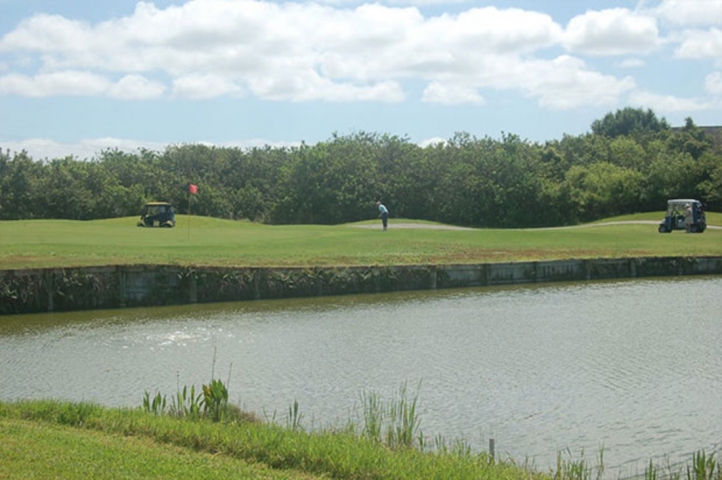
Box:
[1,276,720,476]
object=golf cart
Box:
[658,199,706,233]
[137,202,176,228]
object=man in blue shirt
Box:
[376,201,389,231]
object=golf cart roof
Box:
[667,199,700,204]
[144,201,173,206]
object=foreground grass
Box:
[2,399,720,480]
[0,417,320,480]
[0,400,536,480]
[0,212,721,270]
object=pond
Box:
[1,276,720,476]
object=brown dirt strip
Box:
[352,221,721,231]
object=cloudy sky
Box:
[0,0,720,160]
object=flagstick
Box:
[187,190,191,240]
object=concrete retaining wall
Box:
[1,256,721,315]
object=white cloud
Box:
[0,1,641,108]
[0,137,168,160]
[357,0,468,5]
[244,71,406,102]
[617,58,645,68]
[650,0,722,27]
[0,14,92,54]
[422,81,484,105]
[173,74,243,99]
[628,90,713,112]
[109,74,167,100]
[426,7,563,55]
[315,0,467,4]
[0,71,167,99]
[511,56,636,109]
[674,28,722,59]
[419,136,447,147]
[0,71,110,97]
[563,8,659,56]
[0,136,302,161]
[706,72,722,95]
[323,81,406,103]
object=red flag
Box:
[189,184,198,195]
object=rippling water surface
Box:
[1,277,721,475]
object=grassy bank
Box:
[0,399,540,480]
[2,397,719,480]
[1,213,721,270]
[0,417,320,480]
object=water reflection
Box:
[1,277,721,476]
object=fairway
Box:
[0,213,721,270]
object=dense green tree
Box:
[221,146,281,220]
[0,151,44,220]
[696,152,722,209]
[609,136,647,170]
[566,162,644,221]
[271,135,381,224]
[1,109,719,226]
[666,117,713,160]
[591,107,671,138]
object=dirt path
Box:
[353,221,722,231]
[352,223,474,230]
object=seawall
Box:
[1,256,721,315]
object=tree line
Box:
[1,108,720,228]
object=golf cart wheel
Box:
[658,225,669,233]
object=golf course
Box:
[1,211,721,270]
[1,213,721,480]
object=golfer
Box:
[376,201,389,231]
[684,203,693,232]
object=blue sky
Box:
[0,0,720,160]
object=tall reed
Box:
[358,382,423,450]
[687,451,720,480]
[286,399,303,431]
[551,448,605,480]
[385,382,422,449]
[360,390,383,441]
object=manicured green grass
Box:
[0,213,721,270]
